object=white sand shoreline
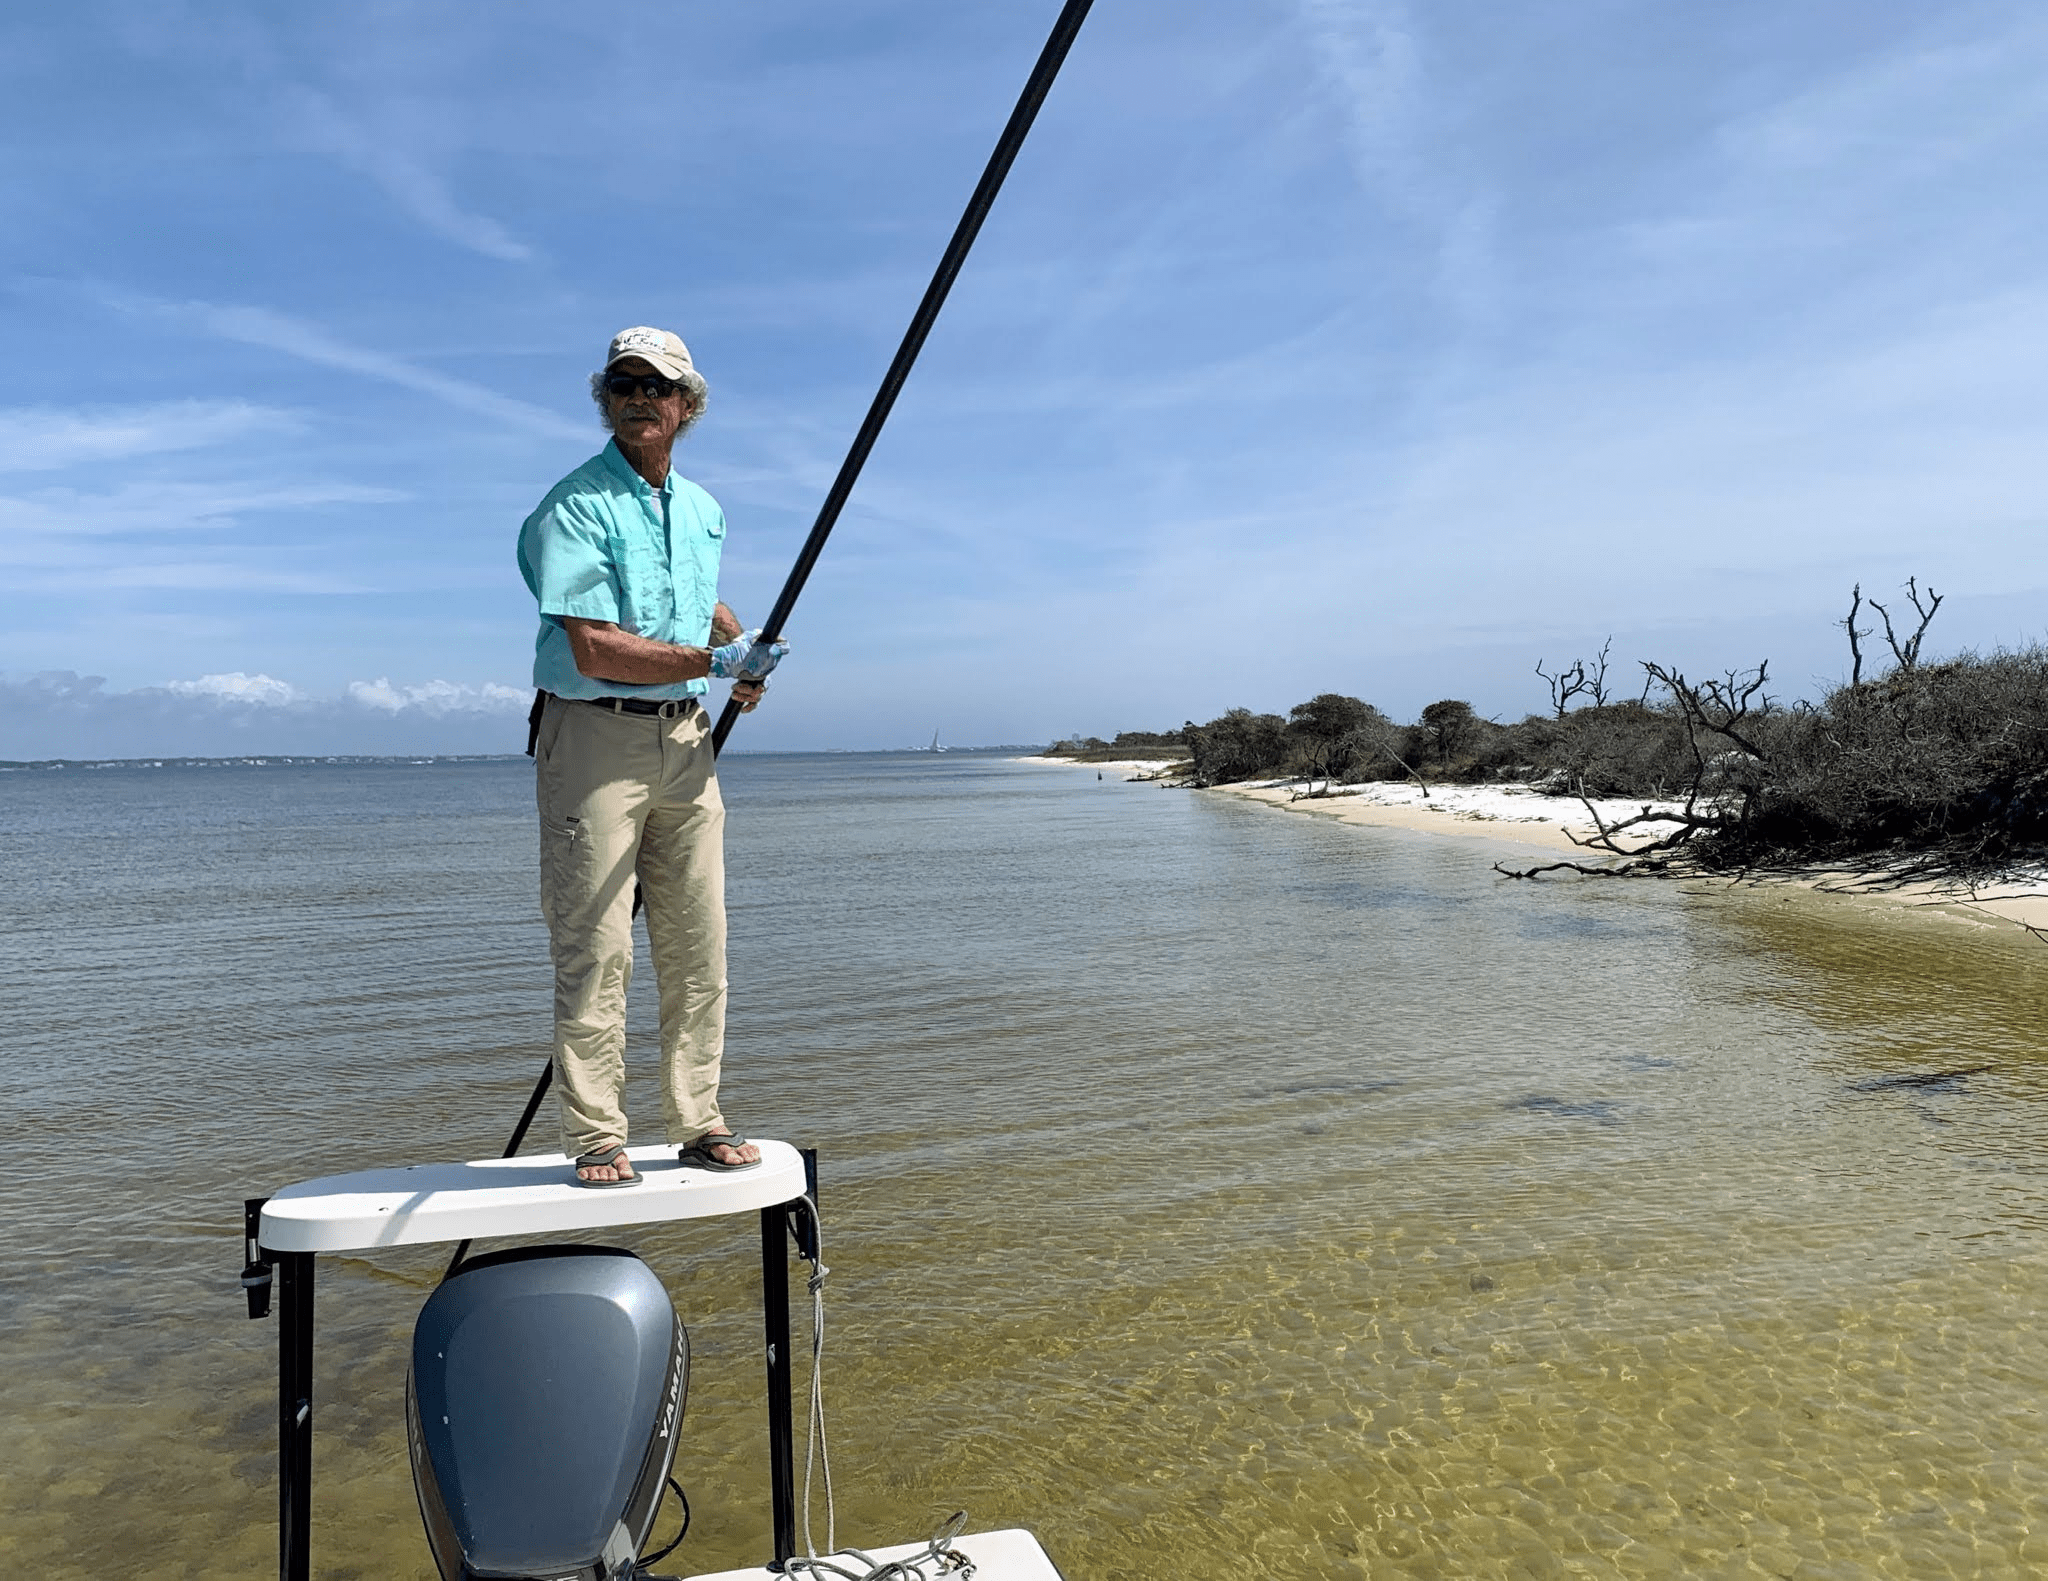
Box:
[1016,754,2048,935]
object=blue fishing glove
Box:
[709,629,789,683]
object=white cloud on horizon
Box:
[166,670,298,704]
[346,676,529,714]
[13,669,528,712]
[0,669,532,759]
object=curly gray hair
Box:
[589,367,709,437]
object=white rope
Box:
[796,1193,835,1558]
[780,1198,975,1581]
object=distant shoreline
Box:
[0,754,527,771]
[1018,754,2048,936]
[2,745,1045,772]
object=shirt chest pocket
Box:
[610,529,675,636]
[672,518,721,638]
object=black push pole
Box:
[710,0,1095,753]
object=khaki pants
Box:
[535,694,728,1158]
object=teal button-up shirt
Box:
[517,440,727,701]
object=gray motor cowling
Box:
[407,1246,688,1581]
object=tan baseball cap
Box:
[604,326,695,381]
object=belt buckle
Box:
[657,699,683,720]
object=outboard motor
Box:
[407,1246,689,1581]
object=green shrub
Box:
[1183,708,1289,785]
[1724,650,2048,865]
[1549,701,1695,797]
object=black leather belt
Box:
[566,694,699,719]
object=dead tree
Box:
[1841,584,1870,686]
[1535,637,1613,717]
[1373,731,1432,799]
[1868,577,1942,673]
[1586,637,1612,705]
[1642,658,1772,833]
[1500,662,1770,879]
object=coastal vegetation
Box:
[1049,583,2048,878]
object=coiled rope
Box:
[779,1511,976,1581]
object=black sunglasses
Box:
[604,372,689,400]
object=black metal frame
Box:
[244,1147,819,1580]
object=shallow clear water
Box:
[3,753,2046,1579]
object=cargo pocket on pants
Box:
[539,812,585,930]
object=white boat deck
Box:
[685,1527,1066,1580]
[258,1139,807,1251]
[254,1146,1068,1580]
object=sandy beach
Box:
[1018,755,2048,936]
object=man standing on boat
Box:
[517,326,786,1186]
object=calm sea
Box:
[4,752,2047,1579]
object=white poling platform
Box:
[684,1528,1066,1580]
[259,1139,808,1250]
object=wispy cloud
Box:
[105,291,586,439]
[1621,14,2048,303]
[96,562,366,594]
[1288,0,1498,324]
[1291,0,1425,196]
[284,86,534,263]
[0,480,405,546]
[0,401,299,474]
[0,479,401,594]
[1719,22,2048,177]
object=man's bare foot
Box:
[698,1129,760,1167]
[676,1128,762,1170]
[574,1145,638,1185]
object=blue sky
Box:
[4,0,2046,757]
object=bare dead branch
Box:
[1642,659,1773,763]
[1493,857,1670,879]
[1869,576,1943,672]
[1562,790,1731,856]
[1536,637,1614,716]
[1535,656,1586,718]
[1842,583,1868,687]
